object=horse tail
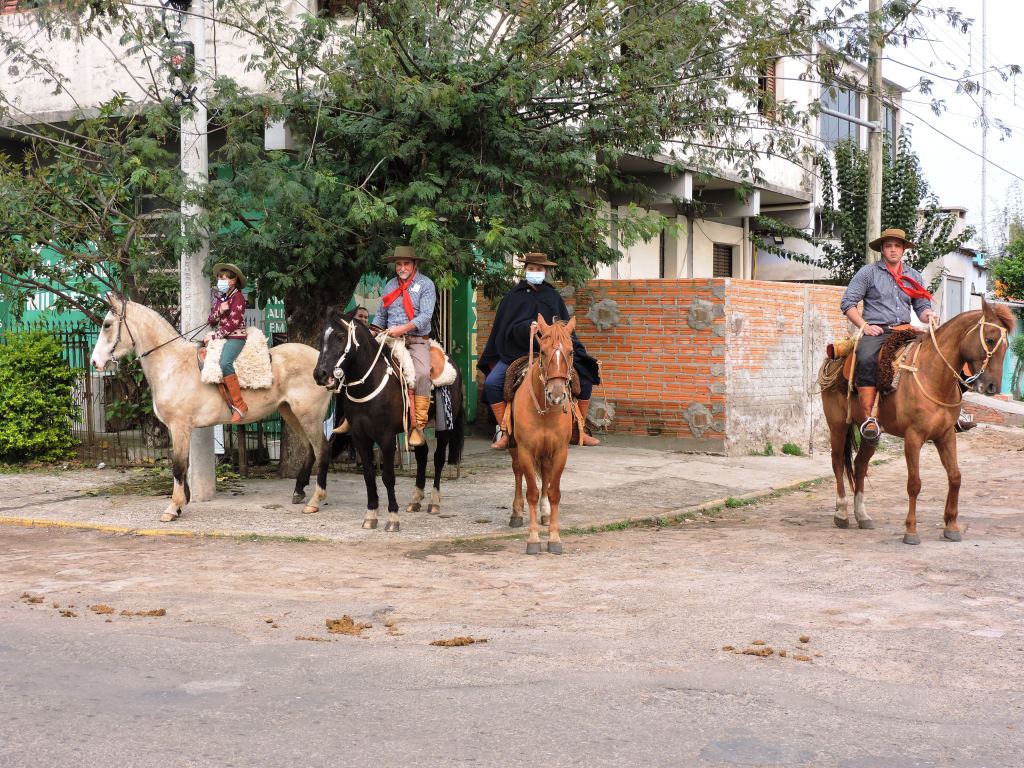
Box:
[843,422,856,490]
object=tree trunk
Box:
[277,270,361,478]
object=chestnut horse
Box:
[822,299,1015,544]
[508,315,577,555]
[90,293,333,521]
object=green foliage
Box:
[0,332,78,462]
[781,442,803,456]
[992,235,1024,302]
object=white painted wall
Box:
[693,220,744,278]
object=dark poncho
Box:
[478,281,600,388]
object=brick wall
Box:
[475,279,849,455]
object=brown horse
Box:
[90,293,333,522]
[822,299,1015,544]
[508,314,576,555]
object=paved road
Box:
[2,427,1023,767]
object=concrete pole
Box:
[865,0,883,265]
[180,0,215,501]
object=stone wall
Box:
[475,279,849,455]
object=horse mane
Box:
[991,302,1017,333]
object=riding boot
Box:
[575,400,601,446]
[954,410,977,433]
[332,419,350,435]
[223,373,249,424]
[217,382,232,419]
[407,388,425,447]
[490,402,509,450]
[409,395,430,447]
[857,386,880,441]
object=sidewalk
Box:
[963,391,1024,428]
[0,436,838,542]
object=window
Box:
[757,60,778,119]
[821,85,860,146]
[883,104,899,159]
[713,244,733,278]
[659,230,666,279]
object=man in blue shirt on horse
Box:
[841,228,938,440]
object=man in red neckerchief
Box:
[840,228,939,440]
[372,245,437,447]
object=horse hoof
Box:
[857,519,875,530]
[541,515,550,526]
[525,542,541,555]
[833,516,850,529]
[384,521,400,533]
[406,502,421,514]
[508,516,524,528]
[943,529,963,542]
[302,505,318,515]
[292,492,306,505]
[547,542,563,555]
[903,533,921,545]
[427,504,441,515]
[159,509,180,523]
[362,519,378,530]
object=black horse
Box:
[313,308,464,532]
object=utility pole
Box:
[178,0,216,501]
[865,0,883,264]
[981,0,988,256]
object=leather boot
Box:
[223,374,248,424]
[332,419,350,435]
[576,399,601,446]
[857,386,880,441]
[409,395,430,447]
[490,402,509,450]
[407,388,425,447]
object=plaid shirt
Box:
[840,260,932,326]
[373,272,436,336]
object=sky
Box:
[884,0,1024,253]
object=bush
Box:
[0,332,79,462]
[782,442,803,456]
[992,237,1024,301]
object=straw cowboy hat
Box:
[384,245,420,263]
[869,228,917,252]
[211,262,247,289]
[522,252,557,267]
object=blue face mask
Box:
[216,279,230,293]
[525,271,545,285]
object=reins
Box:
[527,322,572,416]
[110,299,208,360]
[331,320,395,403]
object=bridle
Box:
[105,299,206,361]
[528,322,573,415]
[905,315,1009,408]
[329,320,394,403]
[929,315,1008,387]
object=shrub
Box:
[0,332,78,462]
[782,442,803,456]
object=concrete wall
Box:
[475,279,849,455]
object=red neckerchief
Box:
[884,261,932,302]
[381,269,416,321]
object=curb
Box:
[0,467,845,545]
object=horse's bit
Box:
[527,322,572,416]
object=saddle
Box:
[199,327,274,389]
[502,355,581,402]
[821,325,922,393]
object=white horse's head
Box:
[90,292,134,371]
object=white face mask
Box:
[525,271,545,285]
[216,279,230,293]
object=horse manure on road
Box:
[741,646,774,657]
[89,604,115,614]
[751,639,766,646]
[120,608,166,617]
[60,609,77,618]
[20,593,43,604]
[799,635,811,643]
[793,654,813,662]
[326,615,371,637]
[430,636,488,647]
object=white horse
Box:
[89,293,332,522]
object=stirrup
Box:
[859,417,881,442]
[491,426,509,450]
[954,413,977,433]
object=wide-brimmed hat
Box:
[211,262,247,289]
[522,252,557,268]
[869,228,916,252]
[384,245,420,263]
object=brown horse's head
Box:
[958,297,1016,395]
[535,314,576,407]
